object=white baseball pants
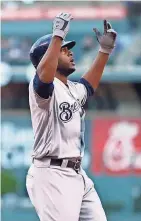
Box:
[26,159,107,221]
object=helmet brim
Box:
[62,41,76,49]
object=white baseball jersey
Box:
[29,77,88,159]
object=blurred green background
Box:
[1,1,141,221]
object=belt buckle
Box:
[74,159,81,172]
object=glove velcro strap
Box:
[53,30,66,40]
[99,46,114,54]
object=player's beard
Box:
[57,65,75,77]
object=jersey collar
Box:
[54,77,69,90]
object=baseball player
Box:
[26,12,117,221]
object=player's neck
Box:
[55,73,68,85]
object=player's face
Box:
[57,47,76,76]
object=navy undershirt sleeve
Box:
[79,78,94,97]
[33,73,54,99]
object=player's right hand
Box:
[52,12,73,40]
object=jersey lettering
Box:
[59,102,72,122]
[59,101,80,123]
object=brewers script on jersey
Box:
[26,11,117,221]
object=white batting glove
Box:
[93,20,117,54]
[53,12,73,40]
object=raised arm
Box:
[37,12,73,83]
[82,20,117,90]
[37,36,62,83]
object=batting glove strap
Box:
[99,46,114,54]
[52,29,67,39]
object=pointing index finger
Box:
[104,20,108,34]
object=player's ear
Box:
[61,47,67,53]
[60,47,65,53]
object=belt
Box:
[50,157,82,172]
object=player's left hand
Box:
[93,20,117,54]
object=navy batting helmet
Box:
[29,34,76,68]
